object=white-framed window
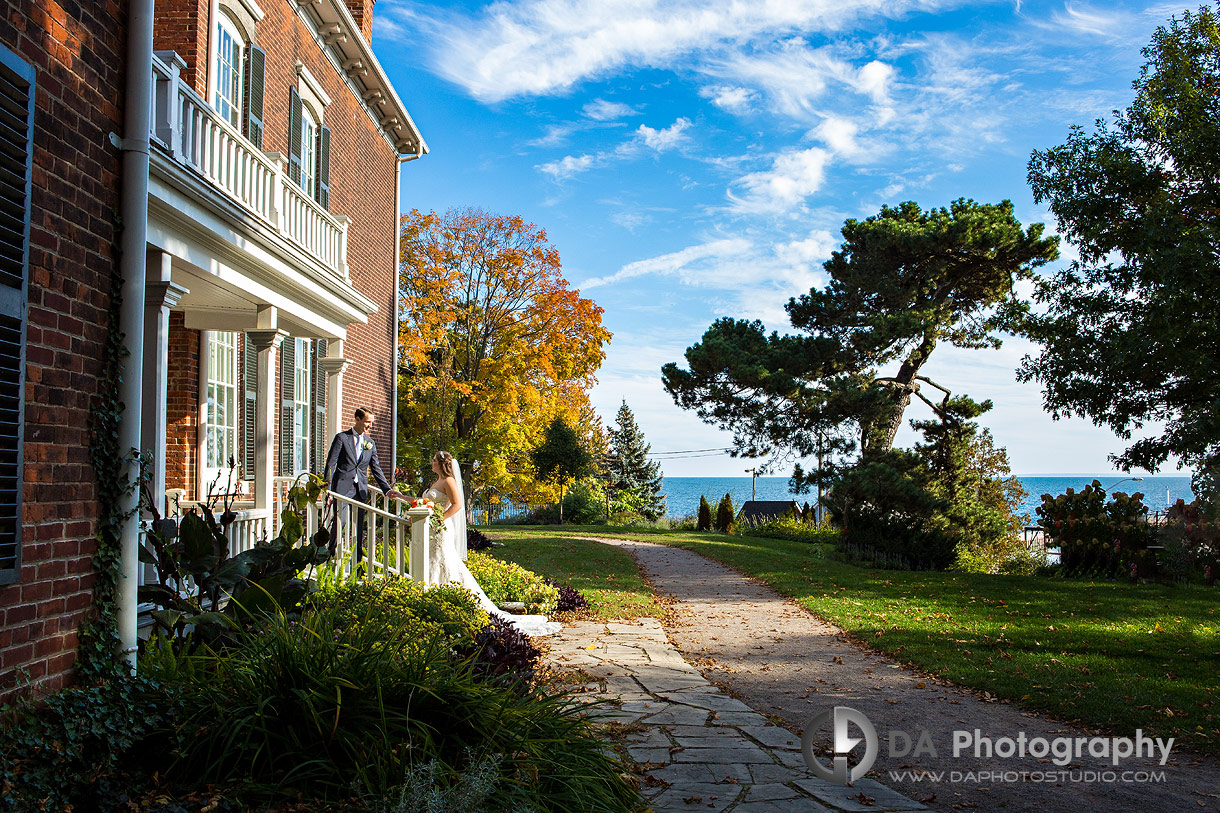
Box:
[205,331,239,486]
[213,11,244,129]
[293,338,311,474]
[299,105,318,198]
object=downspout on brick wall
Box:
[392,153,420,474]
[116,0,155,671]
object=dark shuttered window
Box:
[241,333,257,480]
[316,125,331,211]
[279,338,295,476]
[287,87,303,186]
[0,45,33,585]
[312,339,327,474]
[243,44,266,149]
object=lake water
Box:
[662,475,1196,520]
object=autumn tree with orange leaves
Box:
[397,208,610,501]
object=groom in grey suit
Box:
[323,407,403,557]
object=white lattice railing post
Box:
[407,507,432,584]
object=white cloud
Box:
[637,118,692,151]
[700,85,757,114]
[814,116,861,157]
[728,147,831,214]
[773,229,837,268]
[537,153,597,179]
[582,238,752,289]
[583,98,639,120]
[383,0,951,102]
[536,117,693,181]
[1051,3,1130,38]
[856,59,894,102]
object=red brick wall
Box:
[153,0,210,96]
[0,0,126,696]
[345,0,375,43]
[165,314,199,498]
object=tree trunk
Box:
[868,332,937,455]
[558,481,565,524]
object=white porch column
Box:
[141,248,188,518]
[319,339,350,444]
[246,327,288,510]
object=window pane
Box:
[300,110,317,196]
[205,331,240,479]
[213,15,243,129]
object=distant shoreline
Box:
[660,474,1196,518]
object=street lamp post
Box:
[1101,477,1144,493]
[745,467,757,501]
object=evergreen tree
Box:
[606,400,666,520]
[697,495,712,531]
[532,417,593,524]
[715,493,735,534]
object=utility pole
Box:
[745,467,757,501]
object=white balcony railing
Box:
[150,51,350,280]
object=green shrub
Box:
[953,539,1044,576]
[714,493,735,533]
[1156,500,1220,584]
[315,576,491,651]
[696,496,712,531]
[1036,482,1156,578]
[466,552,560,615]
[0,675,182,811]
[670,514,698,531]
[737,513,839,545]
[562,480,607,525]
[143,605,640,810]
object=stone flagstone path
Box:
[550,618,925,812]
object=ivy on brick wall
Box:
[76,214,138,681]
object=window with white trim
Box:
[205,331,239,487]
[292,338,311,474]
[213,11,244,129]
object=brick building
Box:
[1,0,425,693]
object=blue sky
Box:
[373,0,1189,478]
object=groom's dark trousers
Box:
[323,428,393,560]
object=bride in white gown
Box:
[421,451,560,637]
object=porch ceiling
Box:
[169,258,345,339]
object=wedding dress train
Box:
[422,487,560,637]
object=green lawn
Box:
[483,525,1220,756]
[479,529,667,621]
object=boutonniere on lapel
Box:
[360,440,373,451]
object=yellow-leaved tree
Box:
[397,208,611,502]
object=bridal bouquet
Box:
[407,497,445,546]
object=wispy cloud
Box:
[536,117,693,179]
[582,238,752,289]
[583,98,639,120]
[381,0,952,102]
[1051,3,1131,38]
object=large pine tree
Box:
[606,401,666,520]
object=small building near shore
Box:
[737,500,805,526]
